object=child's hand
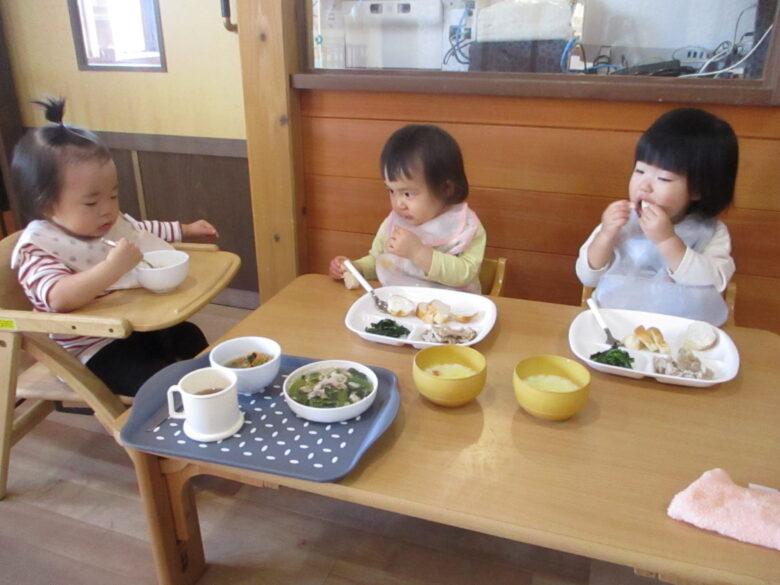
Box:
[105,238,143,275]
[638,202,675,244]
[182,220,219,242]
[387,227,423,260]
[600,200,631,237]
[329,255,349,280]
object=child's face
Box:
[49,158,120,238]
[384,166,447,227]
[629,161,694,222]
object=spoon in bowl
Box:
[101,237,155,268]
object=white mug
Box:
[167,367,242,442]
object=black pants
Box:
[86,321,208,397]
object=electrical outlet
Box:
[685,49,710,60]
[450,25,472,40]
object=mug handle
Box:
[167,385,186,419]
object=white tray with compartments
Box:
[568,308,739,388]
[345,286,497,349]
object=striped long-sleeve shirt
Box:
[16,217,182,363]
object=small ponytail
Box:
[12,96,111,221]
[33,97,67,126]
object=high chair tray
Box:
[120,354,400,482]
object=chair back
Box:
[479,257,507,297]
[0,232,32,311]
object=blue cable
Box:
[560,37,578,72]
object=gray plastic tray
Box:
[120,354,400,482]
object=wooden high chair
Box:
[479,257,508,297]
[580,282,738,326]
[0,231,241,499]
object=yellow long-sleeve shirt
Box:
[352,217,487,292]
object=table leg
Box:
[128,448,206,585]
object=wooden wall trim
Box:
[293,71,779,106]
[96,131,247,158]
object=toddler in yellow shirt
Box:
[329,124,486,292]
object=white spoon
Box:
[586,298,623,347]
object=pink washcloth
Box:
[667,468,780,551]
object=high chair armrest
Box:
[173,242,220,252]
[0,309,130,338]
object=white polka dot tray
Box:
[120,354,400,482]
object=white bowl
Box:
[135,250,189,293]
[282,360,378,423]
[209,336,282,394]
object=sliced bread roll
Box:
[452,310,478,323]
[683,321,718,351]
[633,325,657,351]
[387,294,415,317]
[416,299,451,324]
[647,326,671,355]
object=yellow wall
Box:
[1,0,245,139]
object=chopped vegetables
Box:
[590,345,634,369]
[365,318,410,338]
[287,367,374,408]
[224,351,272,368]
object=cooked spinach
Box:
[590,345,634,369]
[365,318,410,338]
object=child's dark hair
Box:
[380,124,469,205]
[635,107,738,218]
[11,97,111,221]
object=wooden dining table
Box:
[123,274,780,585]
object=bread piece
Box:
[387,294,414,317]
[416,300,451,324]
[623,333,643,350]
[683,321,718,351]
[340,262,360,290]
[430,299,451,324]
[647,326,671,354]
[633,325,657,352]
[452,310,478,323]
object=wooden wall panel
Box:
[303,118,633,197]
[304,117,780,211]
[725,208,780,279]
[305,175,604,255]
[138,152,257,292]
[735,275,780,333]
[301,92,780,139]
[300,91,780,333]
[111,149,141,220]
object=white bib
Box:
[375,203,481,292]
[593,212,729,326]
[12,214,172,291]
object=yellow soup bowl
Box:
[413,345,487,407]
[513,355,590,420]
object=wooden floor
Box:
[1,304,658,585]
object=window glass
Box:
[69,0,166,71]
[310,0,777,80]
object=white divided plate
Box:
[568,308,740,388]
[345,285,497,349]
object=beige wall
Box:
[1,0,245,139]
